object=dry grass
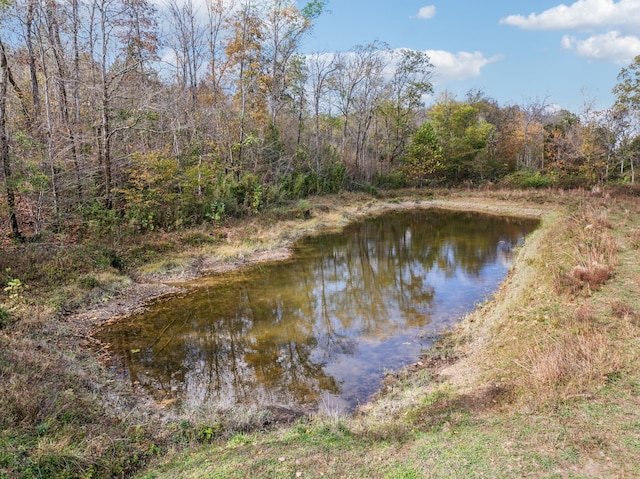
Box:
[561,205,619,294]
[430,195,638,415]
[521,314,620,404]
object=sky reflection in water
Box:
[98,209,538,413]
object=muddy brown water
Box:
[97,208,539,414]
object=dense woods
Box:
[1,0,640,240]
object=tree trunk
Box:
[39,36,61,225]
[72,0,85,198]
[26,0,40,121]
[45,0,83,203]
[0,41,24,241]
[99,2,113,208]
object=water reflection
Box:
[98,209,538,413]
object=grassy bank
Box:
[2,189,640,478]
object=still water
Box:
[98,209,538,413]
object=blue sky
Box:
[299,0,640,112]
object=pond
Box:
[97,208,539,414]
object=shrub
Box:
[372,170,407,189]
[205,201,226,224]
[521,172,553,189]
[499,170,554,189]
[0,307,11,329]
[4,277,27,300]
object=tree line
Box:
[1,0,639,241]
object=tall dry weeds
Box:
[503,202,626,409]
[521,312,620,405]
[561,205,618,294]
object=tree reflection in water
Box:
[99,209,538,413]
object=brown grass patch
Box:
[574,304,596,323]
[558,206,618,295]
[611,301,636,320]
[514,312,624,405]
[566,263,612,291]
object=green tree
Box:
[403,121,442,186]
[428,94,494,183]
[613,55,640,113]
[613,55,640,183]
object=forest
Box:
[1,0,639,241]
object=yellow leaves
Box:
[118,151,183,223]
[126,151,179,187]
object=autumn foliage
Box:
[0,2,639,241]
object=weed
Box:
[197,424,223,443]
[4,276,27,300]
[0,307,10,329]
[228,433,254,447]
[553,207,619,295]
[205,201,227,225]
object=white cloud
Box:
[426,50,501,82]
[415,5,436,20]
[501,0,640,64]
[382,49,499,83]
[500,0,640,31]
[561,35,576,49]
[309,49,498,86]
[562,31,640,63]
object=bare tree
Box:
[25,0,41,122]
[331,42,388,175]
[521,95,551,170]
[260,0,312,126]
[42,0,84,202]
[166,0,206,111]
[205,0,235,105]
[306,52,337,173]
[88,0,158,207]
[0,39,24,241]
